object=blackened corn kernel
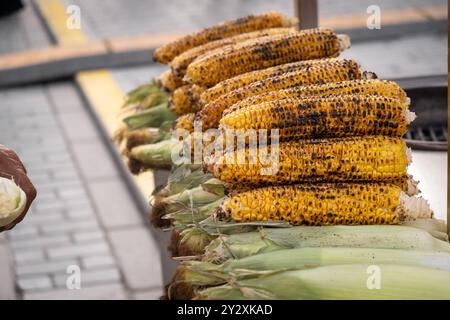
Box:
[186,28,345,87]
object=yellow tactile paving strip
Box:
[34,0,155,199]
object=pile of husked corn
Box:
[115,11,450,300]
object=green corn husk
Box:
[196,264,450,300]
[150,179,225,228]
[122,80,168,108]
[167,247,450,299]
[203,225,450,263]
[162,165,214,197]
[169,227,216,258]
[167,220,290,258]
[130,139,182,170]
[155,179,225,214]
[401,219,448,241]
[165,198,224,226]
[123,103,177,130]
[124,126,172,151]
[183,247,450,286]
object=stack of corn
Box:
[116,11,450,300]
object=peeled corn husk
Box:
[150,179,225,228]
[122,80,169,109]
[0,177,27,227]
[162,164,213,197]
[401,219,448,241]
[167,247,450,299]
[130,139,182,170]
[204,225,450,262]
[196,264,450,299]
[123,103,176,130]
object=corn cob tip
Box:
[397,192,433,221]
[404,109,416,124]
[406,175,420,196]
[363,71,378,79]
[337,34,351,51]
[406,145,412,164]
[282,16,299,27]
[405,97,411,105]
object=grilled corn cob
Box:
[200,58,340,104]
[203,136,410,186]
[220,95,413,139]
[159,70,184,91]
[169,85,201,115]
[185,28,350,87]
[173,113,196,133]
[189,85,206,106]
[199,59,361,130]
[170,28,295,77]
[218,183,432,225]
[224,79,408,117]
[153,11,298,64]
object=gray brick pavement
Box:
[108,226,164,290]
[0,0,50,54]
[88,179,143,228]
[0,237,16,299]
[0,82,163,299]
[23,283,128,300]
[18,275,53,291]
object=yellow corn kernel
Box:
[189,85,206,107]
[223,79,409,117]
[170,28,295,77]
[199,59,361,130]
[220,95,412,139]
[169,85,201,115]
[203,136,410,187]
[153,11,298,64]
[200,58,340,104]
[218,183,432,225]
[185,28,350,87]
[159,70,183,92]
[173,113,196,133]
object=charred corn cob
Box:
[185,28,350,87]
[189,85,206,106]
[204,136,410,186]
[153,11,298,64]
[173,113,196,133]
[218,183,432,225]
[169,85,201,115]
[200,58,340,104]
[170,28,295,77]
[199,59,361,130]
[224,79,408,117]
[159,70,184,92]
[220,95,413,139]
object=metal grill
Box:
[404,86,447,151]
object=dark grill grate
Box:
[404,86,447,151]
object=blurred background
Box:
[0,0,447,300]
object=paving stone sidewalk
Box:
[0,83,163,299]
